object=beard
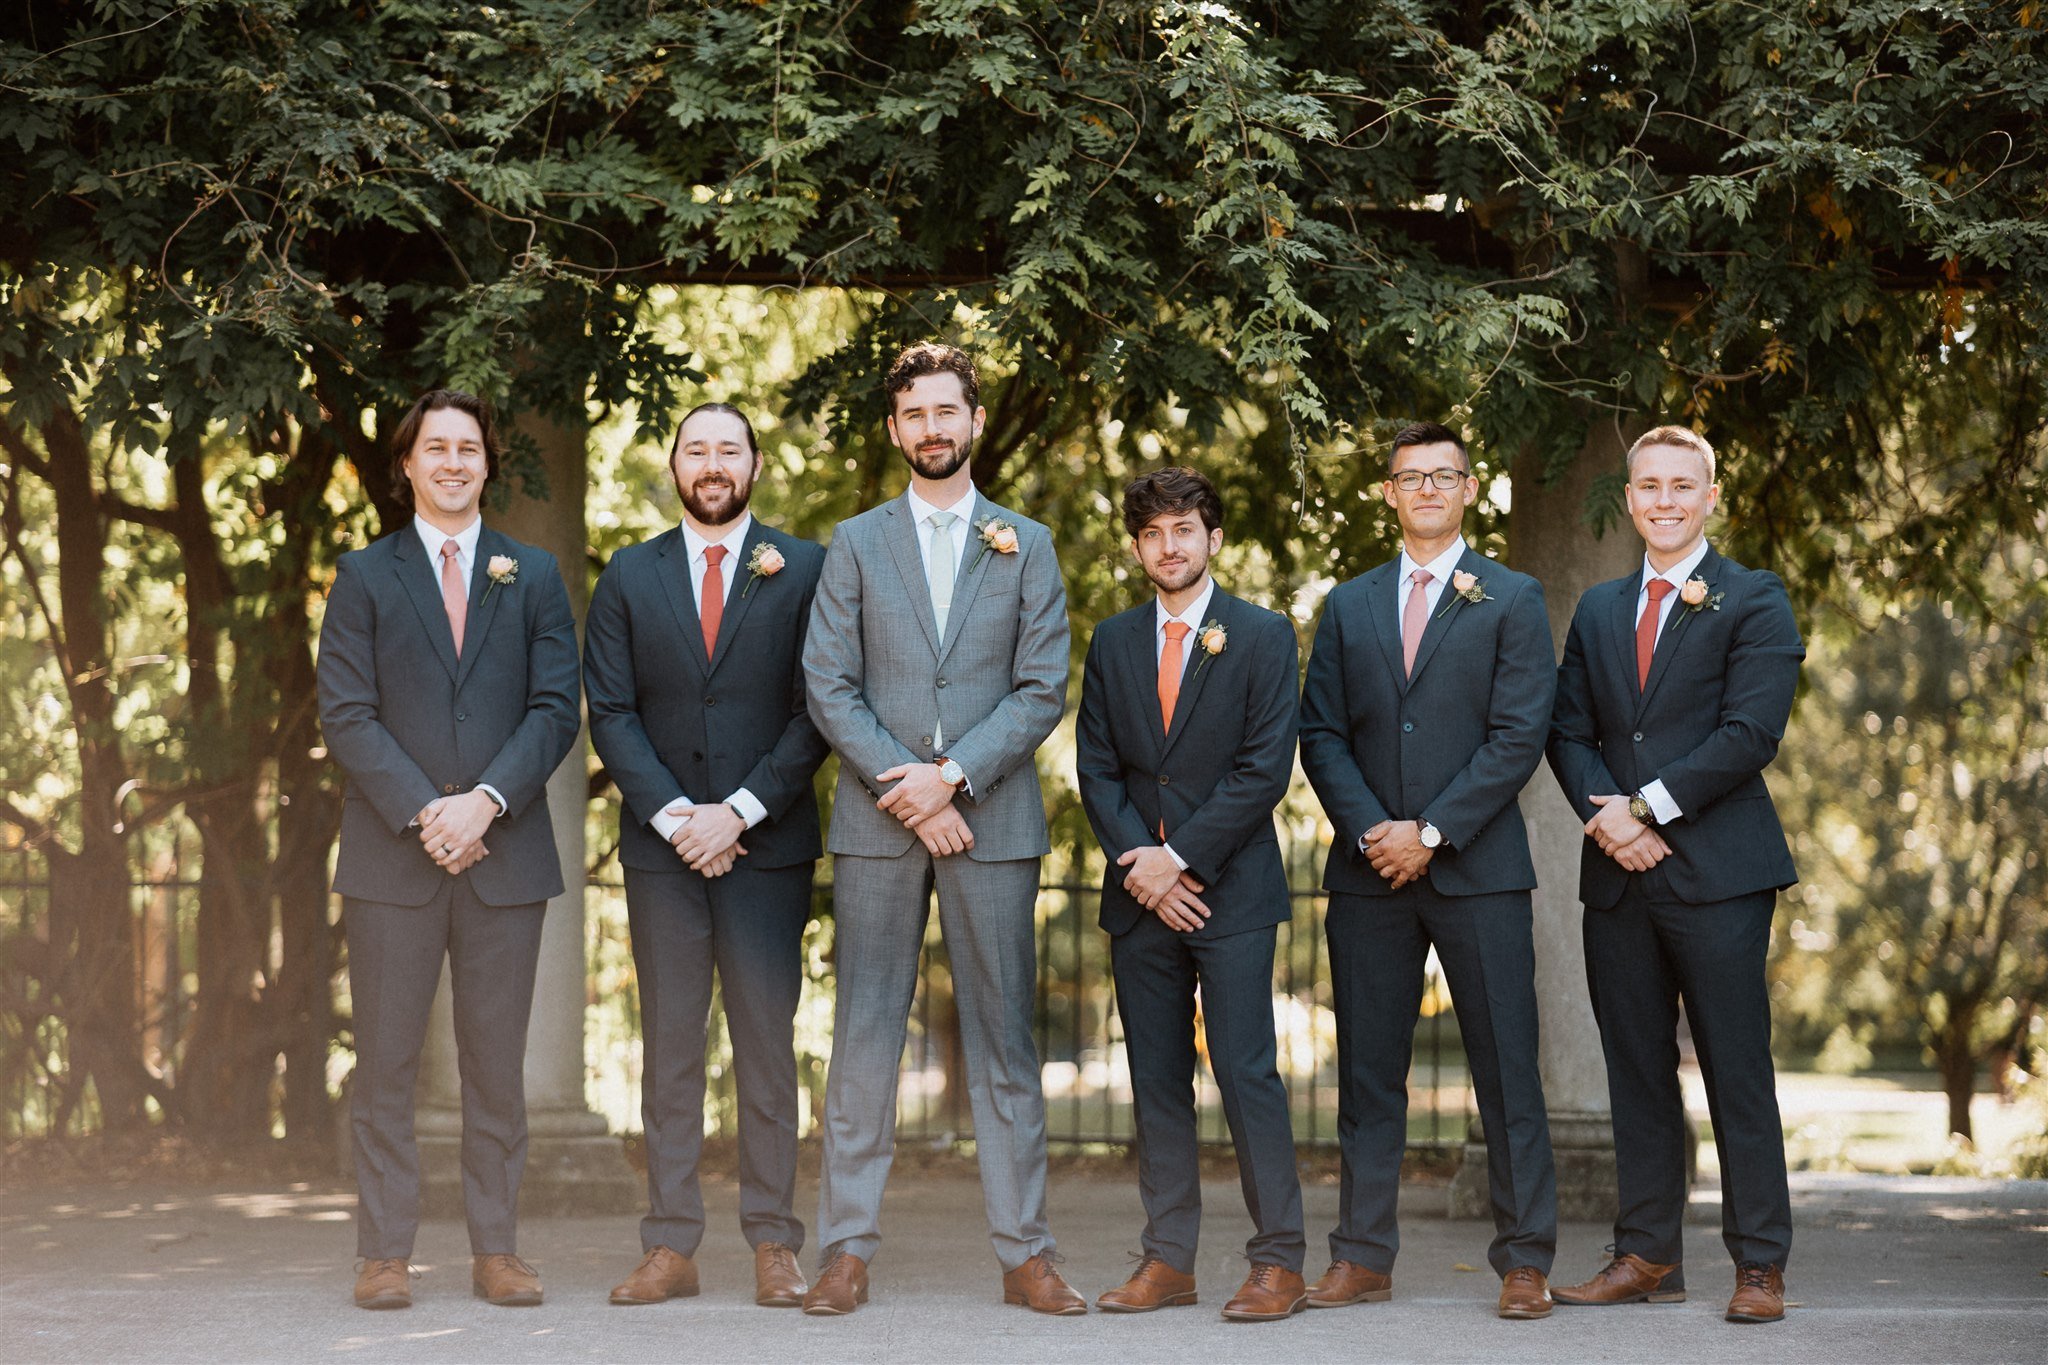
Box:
[904,431,975,481]
[1144,553,1208,596]
[679,469,753,526]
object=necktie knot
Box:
[1411,568,1433,587]
[1164,621,1190,642]
[441,540,460,562]
[704,543,727,567]
[1646,576,1674,602]
[929,511,957,533]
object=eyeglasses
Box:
[1391,468,1469,492]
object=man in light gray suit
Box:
[800,342,1083,1316]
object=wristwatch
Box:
[1629,791,1656,825]
[1418,820,1444,849]
[937,757,966,789]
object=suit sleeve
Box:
[1075,630,1154,864]
[804,529,922,783]
[941,521,1071,800]
[736,544,833,821]
[1170,614,1299,886]
[474,551,581,819]
[583,556,687,828]
[316,553,443,834]
[1298,594,1393,843]
[1419,578,1556,848]
[1546,598,1623,822]
[1651,571,1804,817]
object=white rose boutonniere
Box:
[741,542,785,597]
[482,555,518,606]
[969,516,1020,572]
[1435,568,1492,618]
[1669,576,1723,631]
[1191,619,1227,680]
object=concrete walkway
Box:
[3,1167,2043,1363]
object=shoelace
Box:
[1736,1263,1776,1291]
[480,1254,537,1276]
[1244,1262,1284,1287]
[355,1258,415,1278]
[819,1250,858,1279]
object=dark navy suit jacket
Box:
[584,520,829,874]
[1299,546,1555,898]
[318,524,581,907]
[1077,588,1299,940]
[1547,546,1804,909]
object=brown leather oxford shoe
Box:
[801,1250,868,1316]
[1221,1262,1307,1321]
[1726,1262,1785,1323]
[1304,1259,1392,1308]
[1002,1251,1088,1315]
[353,1258,412,1310]
[1497,1266,1553,1319]
[754,1241,808,1307]
[1096,1255,1198,1313]
[609,1246,698,1305]
[472,1253,543,1307]
[1552,1251,1685,1306]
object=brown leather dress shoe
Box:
[354,1258,412,1310]
[1726,1262,1786,1323]
[754,1242,808,1308]
[1221,1263,1308,1321]
[1552,1251,1685,1306]
[1096,1255,1198,1312]
[1497,1266,1553,1319]
[472,1253,544,1307]
[801,1250,869,1316]
[1001,1251,1088,1315]
[1305,1259,1392,1308]
[609,1246,699,1305]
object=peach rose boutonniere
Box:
[1668,575,1723,631]
[969,515,1020,572]
[1191,619,1228,680]
[741,542,785,597]
[1435,568,1492,618]
[481,554,518,607]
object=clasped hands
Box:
[1585,794,1672,871]
[1117,845,1209,933]
[416,790,496,875]
[1361,819,1433,890]
[661,800,750,877]
[875,762,974,858]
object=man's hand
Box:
[1148,872,1211,933]
[1117,845,1189,909]
[875,762,958,826]
[445,842,489,876]
[1585,794,1651,855]
[1363,820,1433,890]
[420,790,497,868]
[673,803,747,870]
[695,844,746,878]
[1611,826,1672,872]
[914,804,975,857]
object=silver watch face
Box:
[939,760,964,785]
[1420,823,1442,848]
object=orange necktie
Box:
[700,544,727,660]
[1159,620,1190,733]
[1637,577,1673,689]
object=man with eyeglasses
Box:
[1299,421,1560,1320]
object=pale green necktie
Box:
[927,510,957,750]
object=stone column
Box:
[1448,415,1643,1223]
[417,405,640,1218]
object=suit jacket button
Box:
[1158,775,1170,786]
[937,678,948,688]
[921,735,933,746]
[1633,731,1644,742]
[692,751,704,762]
[456,712,467,722]
[706,696,718,706]
[442,783,457,794]
[1402,721,1414,733]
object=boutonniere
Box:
[1435,569,1491,618]
[1190,619,1227,679]
[741,542,785,597]
[1668,576,1723,630]
[968,515,1019,572]
[481,555,518,606]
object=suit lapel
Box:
[1610,570,1642,701]
[654,526,713,676]
[392,527,460,684]
[1638,546,1720,715]
[706,522,767,678]
[883,496,944,659]
[1404,546,1487,689]
[937,495,994,664]
[1159,590,1229,763]
[453,527,511,691]
[1125,607,1168,758]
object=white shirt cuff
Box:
[476,784,508,817]
[725,788,768,829]
[649,799,694,841]
[1162,842,1189,872]
[1641,779,1682,825]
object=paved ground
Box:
[3,1166,2043,1363]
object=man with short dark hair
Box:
[801,341,1082,1316]
[1079,466,1308,1321]
[318,389,580,1311]
[584,401,829,1309]
[1547,425,1802,1325]
[1298,421,1560,1319]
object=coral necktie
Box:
[1637,577,1674,689]
[701,544,727,661]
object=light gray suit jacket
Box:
[804,491,1069,861]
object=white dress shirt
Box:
[1394,534,1468,628]
[1153,575,1217,871]
[411,514,505,818]
[1630,538,1712,824]
[648,513,769,843]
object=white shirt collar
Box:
[1398,535,1467,587]
[906,484,978,528]
[1640,539,1711,594]
[1155,575,1218,637]
[414,513,481,565]
[681,511,753,564]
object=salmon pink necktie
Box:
[1401,569,1432,678]
[440,540,467,657]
